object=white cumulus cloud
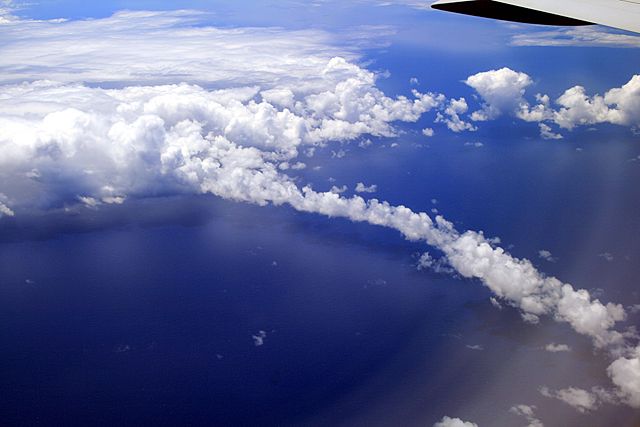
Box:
[355,182,377,193]
[465,68,532,121]
[434,416,478,427]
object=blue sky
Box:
[0,1,639,426]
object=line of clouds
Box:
[464,67,640,138]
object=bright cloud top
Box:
[465,68,640,136]
[434,416,479,427]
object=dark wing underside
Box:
[431,0,640,34]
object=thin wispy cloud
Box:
[511,27,640,49]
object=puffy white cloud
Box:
[434,416,478,427]
[422,127,435,137]
[466,67,640,132]
[608,347,640,408]
[553,86,613,130]
[441,231,626,349]
[465,68,532,121]
[0,56,445,212]
[435,98,477,132]
[0,202,13,217]
[538,123,563,140]
[355,182,377,193]
[0,193,13,217]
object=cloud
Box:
[417,252,454,274]
[252,330,267,347]
[538,250,557,263]
[355,182,377,193]
[435,98,477,132]
[540,386,598,412]
[538,123,563,140]
[466,68,640,132]
[0,193,14,217]
[545,343,571,353]
[608,346,640,407]
[0,10,359,87]
[0,201,14,217]
[511,27,640,49]
[434,416,478,427]
[464,142,483,148]
[372,0,433,10]
[466,344,484,351]
[0,58,443,212]
[422,127,434,137]
[599,252,615,262]
[510,404,544,427]
[465,68,532,121]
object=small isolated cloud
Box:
[466,344,484,351]
[77,196,100,209]
[410,77,420,85]
[355,182,377,193]
[464,142,484,148]
[417,252,454,274]
[291,162,307,170]
[538,250,557,263]
[434,416,478,427]
[0,201,14,218]
[539,123,563,140]
[435,98,477,132]
[422,127,434,137]
[252,330,267,347]
[359,138,373,148]
[510,404,544,427]
[545,343,571,353]
[331,149,347,159]
[599,252,614,262]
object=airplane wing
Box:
[431,0,640,34]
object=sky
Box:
[0,0,639,426]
